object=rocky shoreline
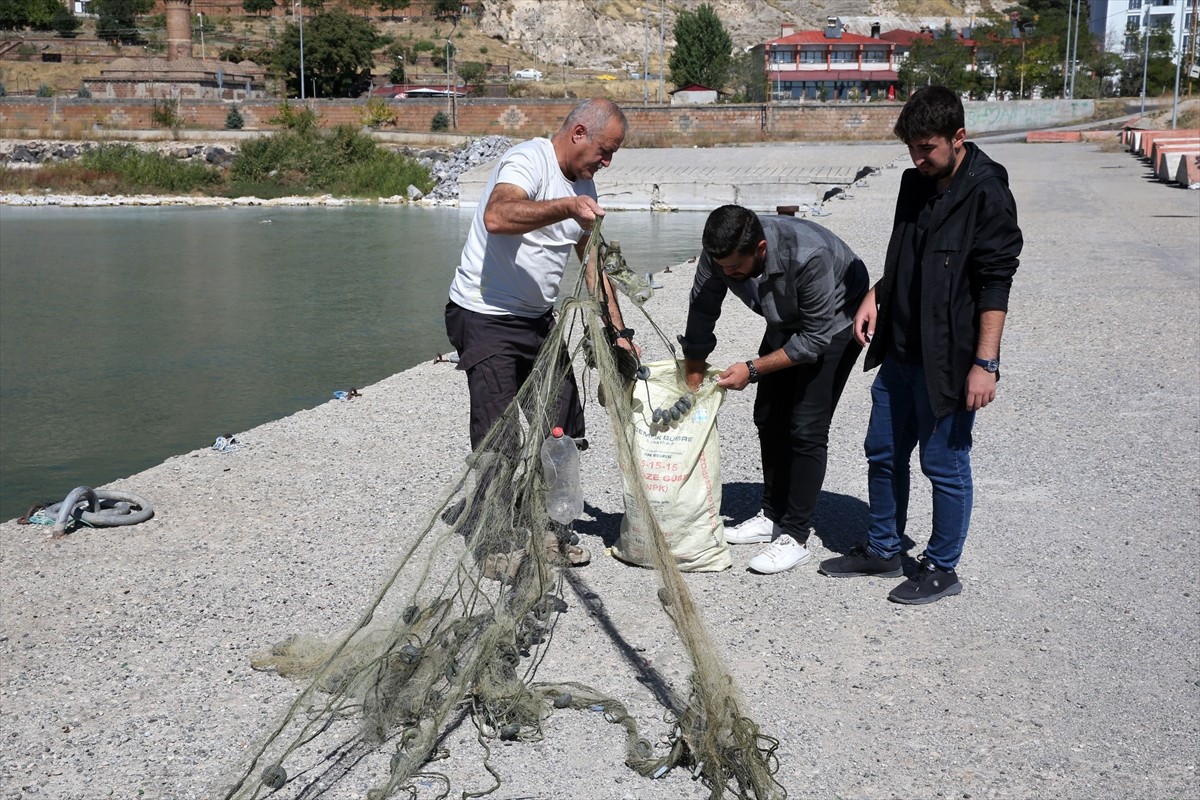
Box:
[0,134,514,205]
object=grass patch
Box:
[0,145,223,194]
[0,130,435,199]
[228,124,434,198]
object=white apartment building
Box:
[1090,0,1197,63]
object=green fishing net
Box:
[225,223,786,800]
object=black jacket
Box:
[864,142,1023,418]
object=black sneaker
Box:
[818,546,903,578]
[887,557,962,605]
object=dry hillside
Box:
[0,0,1012,97]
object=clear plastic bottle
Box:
[540,427,583,524]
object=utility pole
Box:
[658,0,664,104]
[1062,0,1072,97]
[1140,7,1150,114]
[1188,0,1198,99]
[1171,41,1182,127]
[1075,0,1084,97]
[197,12,205,60]
[643,2,649,104]
[295,0,305,101]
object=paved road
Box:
[1,140,1197,800]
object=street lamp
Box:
[196,12,205,60]
[293,0,306,101]
[1140,8,1150,114]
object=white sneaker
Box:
[747,534,812,575]
[723,511,779,545]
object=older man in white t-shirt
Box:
[446,98,632,450]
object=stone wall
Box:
[0,97,1094,143]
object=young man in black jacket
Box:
[818,86,1023,604]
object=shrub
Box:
[76,84,91,98]
[151,98,183,128]
[267,100,320,134]
[225,105,245,130]
[359,97,396,129]
[229,124,433,197]
[430,111,450,131]
[36,84,53,97]
[77,144,223,192]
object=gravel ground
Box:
[1,141,1197,800]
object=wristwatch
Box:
[745,360,760,384]
[974,356,1000,373]
[615,327,635,340]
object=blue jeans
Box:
[864,356,975,569]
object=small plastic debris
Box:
[636,365,651,381]
[652,764,670,779]
[212,435,240,453]
[261,764,287,789]
[636,738,654,758]
[399,644,421,665]
[589,703,606,713]
[499,724,520,741]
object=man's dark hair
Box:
[893,85,964,143]
[702,204,764,260]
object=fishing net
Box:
[224,221,786,800]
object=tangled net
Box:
[224,222,786,800]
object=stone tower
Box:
[163,0,193,61]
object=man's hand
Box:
[717,362,752,391]
[615,334,642,358]
[569,195,605,230]
[683,358,708,392]
[965,365,998,411]
[853,288,877,348]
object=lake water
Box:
[0,205,709,521]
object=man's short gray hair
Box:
[560,98,628,140]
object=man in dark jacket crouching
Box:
[818,85,1023,604]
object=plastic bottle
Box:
[540,427,583,524]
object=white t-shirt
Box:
[448,138,597,317]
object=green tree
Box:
[376,0,408,21]
[725,49,765,102]
[51,1,81,36]
[92,0,153,44]
[668,3,733,90]
[431,0,458,17]
[1,0,65,30]
[898,24,975,95]
[274,8,378,98]
[242,0,274,17]
[458,60,486,95]
[1119,23,1178,98]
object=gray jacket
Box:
[681,215,870,364]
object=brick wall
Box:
[0,97,1092,142]
[0,97,904,143]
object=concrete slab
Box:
[1149,138,1200,164]
[457,143,910,211]
[1026,131,1082,143]
[1155,147,1200,182]
[1137,129,1200,157]
[1174,152,1200,187]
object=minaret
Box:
[164,0,193,61]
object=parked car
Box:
[512,68,543,82]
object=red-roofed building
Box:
[754,19,900,101]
